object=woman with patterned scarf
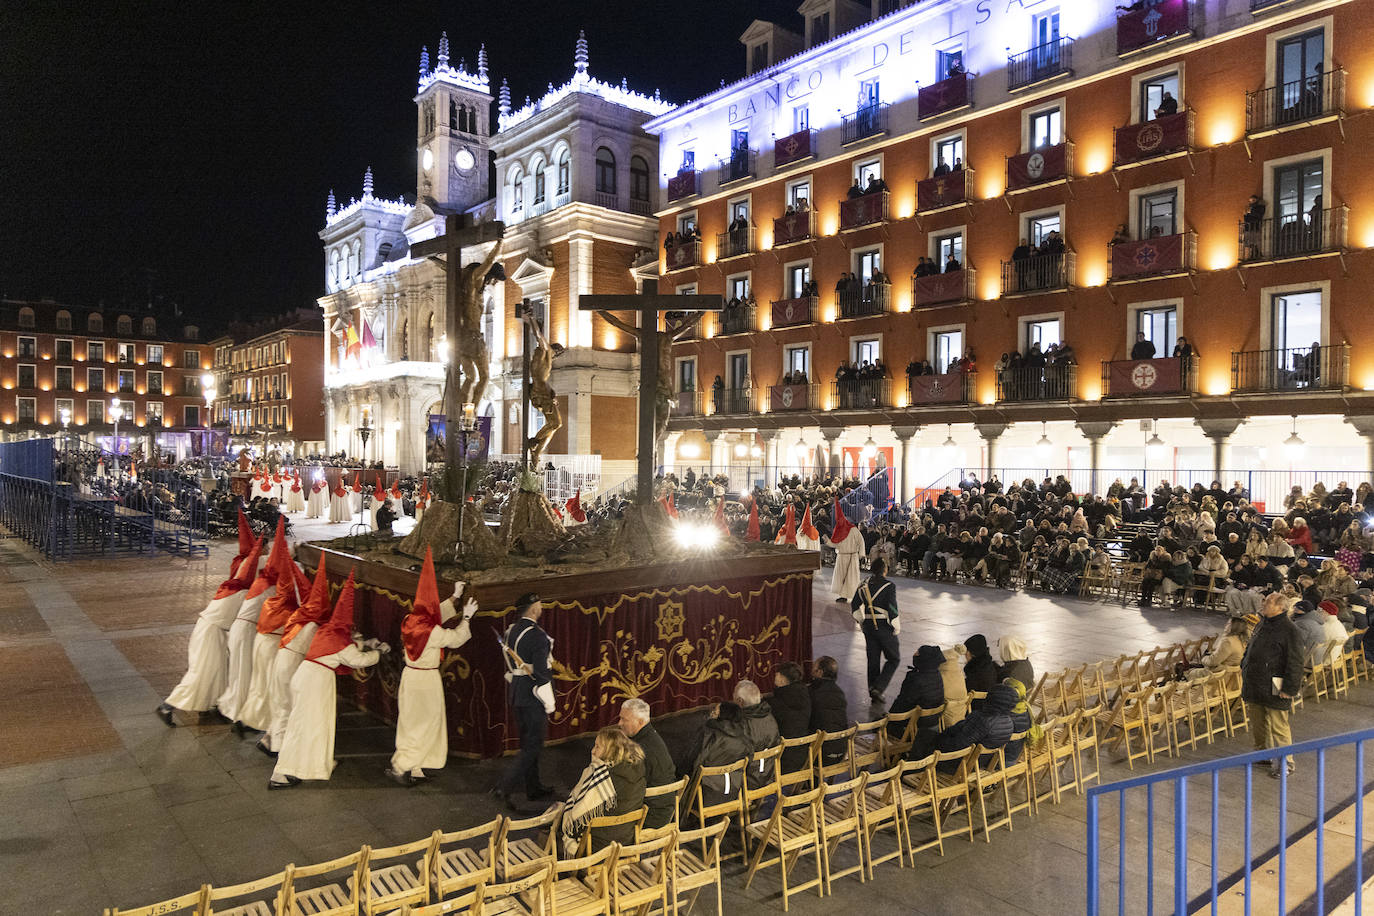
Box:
[560,726,646,856]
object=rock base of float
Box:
[396,499,506,569]
[497,488,568,557]
[609,501,675,560]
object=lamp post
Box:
[455,402,477,562]
[201,372,217,465]
[352,411,373,534]
[60,407,71,474]
[110,398,124,476]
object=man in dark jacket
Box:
[620,698,676,829]
[734,680,781,787]
[963,633,999,703]
[808,656,849,766]
[888,645,945,738]
[771,662,812,772]
[683,702,754,806]
[1241,593,1305,777]
[926,682,1017,770]
[496,593,553,809]
[851,557,902,704]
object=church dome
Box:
[403,199,436,231]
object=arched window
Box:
[117,315,132,335]
[329,248,341,288]
[350,241,361,278]
[449,97,458,130]
[17,307,34,328]
[142,317,156,335]
[530,157,546,204]
[55,310,71,331]
[508,165,524,214]
[595,147,616,195]
[425,313,436,360]
[185,325,199,341]
[378,242,393,262]
[467,105,478,134]
[557,148,571,195]
[88,313,103,334]
[630,155,650,202]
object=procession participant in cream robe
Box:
[414,479,431,526]
[263,555,329,754]
[230,508,255,579]
[774,503,798,546]
[156,536,263,726]
[237,521,289,737]
[796,503,821,552]
[349,472,364,516]
[220,521,286,733]
[329,478,350,523]
[286,471,306,514]
[307,472,327,518]
[269,572,385,788]
[826,495,863,603]
[387,547,477,785]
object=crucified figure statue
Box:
[523,311,565,467]
[596,310,702,445]
[450,239,503,410]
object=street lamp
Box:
[110,398,124,476]
[455,402,478,562]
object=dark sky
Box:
[0,0,801,324]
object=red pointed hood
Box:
[375,471,386,494]
[216,536,263,598]
[777,504,798,545]
[282,554,331,648]
[391,479,403,500]
[351,472,363,493]
[565,489,586,523]
[746,500,761,541]
[831,496,855,542]
[418,478,430,502]
[306,570,358,664]
[247,518,287,600]
[230,509,254,577]
[401,548,443,661]
[800,503,820,540]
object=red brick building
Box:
[211,311,326,454]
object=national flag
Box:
[344,323,362,362]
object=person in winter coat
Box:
[619,698,677,830]
[561,725,646,855]
[1241,593,1305,776]
[963,634,999,705]
[995,635,1035,689]
[888,645,945,739]
[734,680,781,787]
[770,662,812,773]
[931,682,1017,771]
[1187,617,1250,679]
[809,656,849,766]
[939,646,970,728]
[684,702,754,807]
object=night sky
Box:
[0,0,801,324]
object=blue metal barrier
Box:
[1086,726,1374,915]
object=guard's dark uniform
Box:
[852,572,901,698]
[500,617,552,797]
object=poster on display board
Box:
[427,414,493,465]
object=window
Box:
[1271,290,1322,351]
[933,329,964,373]
[1030,107,1062,150]
[856,158,882,186]
[147,370,162,394]
[793,105,809,132]
[56,339,72,360]
[630,156,650,201]
[17,397,34,422]
[55,398,72,420]
[853,337,881,365]
[17,336,35,358]
[855,248,882,283]
[677,212,697,236]
[787,179,811,209]
[1033,9,1061,52]
[55,310,71,331]
[934,231,964,267]
[1027,212,1062,247]
[87,313,102,333]
[786,345,810,378]
[56,367,72,391]
[17,365,35,389]
[937,48,964,79]
[1141,71,1180,122]
[1274,158,1323,228]
[146,401,163,425]
[88,400,104,424]
[87,341,104,362]
[1137,306,1177,352]
[183,349,201,369]
[727,274,751,300]
[730,198,750,224]
[183,376,200,396]
[1138,189,1177,237]
[726,352,750,391]
[1278,29,1323,94]
[116,315,132,335]
[680,150,695,172]
[88,367,104,391]
[533,161,546,204]
[118,342,136,363]
[934,135,963,173]
[786,263,812,298]
[1025,317,1062,350]
[557,149,571,195]
[118,369,134,393]
[17,307,34,328]
[859,79,880,110]
[677,357,696,392]
[183,405,200,427]
[811,12,830,44]
[509,166,523,212]
[751,42,769,74]
[595,147,616,194]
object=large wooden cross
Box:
[579,280,722,506]
[411,215,504,474]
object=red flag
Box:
[746,500,760,541]
[565,489,586,523]
[361,320,377,351]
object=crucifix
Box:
[410,214,505,482]
[579,280,723,506]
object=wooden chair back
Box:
[106,886,210,916]
[576,807,645,857]
[777,732,821,793]
[282,847,367,916]
[495,804,563,880]
[205,867,291,915]
[432,817,501,900]
[364,834,437,914]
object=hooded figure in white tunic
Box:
[307,475,327,519]
[329,480,351,523]
[238,520,292,734]
[269,571,384,787]
[219,514,277,728]
[263,555,328,753]
[285,471,306,514]
[387,547,477,785]
[796,502,821,552]
[156,533,263,725]
[826,495,863,603]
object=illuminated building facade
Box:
[207,310,326,454]
[648,0,1374,502]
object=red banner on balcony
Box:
[917,173,968,212]
[909,373,967,404]
[912,270,968,309]
[665,241,699,271]
[1108,358,1182,395]
[771,297,813,328]
[666,170,697,202]
[772,211,812,246]
[1006,144,1067,191]
[1111,233,1184,279]
[839,192,886,230]
[770,384,811,411]
[1117,0,1190,55]
[1114,111,1189,164]
[918,74,971,120]
[774,129,814,167]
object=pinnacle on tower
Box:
[327,189,337,216]
[458,57,466,72]
[477,43,488,80]
[419,46,430,76]
[437,31,449,68]
[363,167,374,198]
[498,78,511,117]
[574,29,589,78]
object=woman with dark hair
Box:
[963,634,998,703]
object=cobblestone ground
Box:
[0,520,1369,915]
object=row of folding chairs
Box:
[1031,634,1220,722]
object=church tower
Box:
[414,34,492,213]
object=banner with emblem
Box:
[918,74,971,120]
[772,211,812,246]
[908,373,968,405]
[769,384,812,412]
[1111,234,1184,280]
[666,169,697,202]
[1108,358,1183,396]
[912,270,969,308]
[839,192,886,230]
[1114,111,1190,165]
[917,173,969,212]
[1117,0,1190,56]
[1006,144,1067,191]
[770,297,814,328]
[773,128,814,168]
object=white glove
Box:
[462,597,478,619]
[852,608,865,625]
[376,642,391,655]
[890,616,902,636]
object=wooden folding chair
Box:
[1342,629,1369,684]
[1220,666,1249,737]
[282,847,367,916]
[576,808,645,858]
[688,758,748,862]
[816,773,867,892]
[608,830,675,916]
[1197,671,1231,746]
[205,866,291,915]
[548,843,617,916]
[850,719,884,774]
[817,725,857,783]
[858,763,904,877]
[777,732,821,794]
[432,818,500,901]
[106,886,210,916]
[363,835,436,914]
[640,777,687,841]
[929,747,977,847]
[740,745,782,858]
[496,805,563,880]
[969,743,1013,842]
[475,863,549,916]
[880,707,920,764]
[668,819,728,916]
[1027,713,1072,810]
[401,876,485,916]
[743,786,824,912]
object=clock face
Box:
[455,148,476,172]
[421,148,434,172]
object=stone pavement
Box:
[0,525,1369,915]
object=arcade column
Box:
[1195,418,1244,479]
[891,424,919,509]
[1075,421,1118,496]
[975,422,1008,480]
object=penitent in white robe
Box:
[329,491,350,523]
[286,486,306,514]
[164,589,246,712]
[828,526,864,601]
[216,587,270,722]
[264,621,319,753]
[237,588,280,731]
[307,486,326,519]
[391,601,471,777]
[271,644,380,783]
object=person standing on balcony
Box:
[1131,332,1157,360]
[1241,592,1304,777]
[847,179,864,200]
[1153,91,1178,119]
[1243,195,1266,259]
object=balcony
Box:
[666,169,699,203]
[554,190,572,209]
[1006,141,1073,193]
[1114,111,1193,168]
[831,378,891,410]
[774,129,817,169]
[839,190,888,231]
[1231,345,1349,393]
[772,209,815,247]
[1000,250,1076,296]
[664,238,701,272]
[1116,0,1191,56]
[1102,356,1197,397]
[720,150,755,186]
[1109,231,1196,283]
[1008,37,1073,91]
[628,197,652,216]
[594,191,619,210]
[996,363,1077,402]
[916,168,973,214]
[769,296,817,328]
[715,227,755,260]
[1246,69,1345,136]
[1237,206,1347,264]
[670,391,703,417]
[908,371,975,406]
[841,104,888,145]
[911,267,977,310]
[768,382,817,412]
[918,73,973,120]
[710,387,754,416]
[716,303,757,336]
[837,281,891,319]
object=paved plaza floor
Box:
[0,522,1370,915]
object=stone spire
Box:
[498,78,511,117]
[574,29,589,80]
[419,46,430,76]
[327,189,337,217]
[477,43,488,81]
[437,31,449,68]
[362,167,374,198]
[458,57,466,72]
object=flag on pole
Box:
[344,324,362,362]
